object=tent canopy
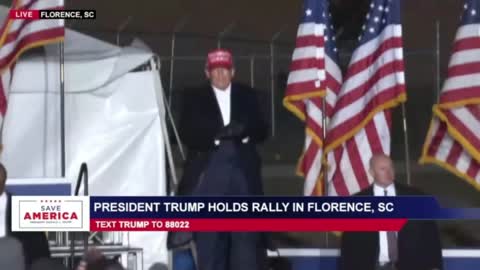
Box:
[1,25,168,269]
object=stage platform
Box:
[172,248,480,270]
[266,248,480,270]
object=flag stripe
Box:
[296,22,325,38]
[284,82,323,99]
[452,37,480,52]
[443,73,480,93]
[328,148,349,195]
[4,0,62,41]
[330,149,353,195]
[295,35,326,49]
[421,6,480,190]
[449,48,480,68]
[466,157,480,179]
[426,119,445,157]
[448,62,480,77]
[284,0,342,196]
[340,50,404,99]
[333,61,404,113]
[302,140,320,174]
[306,118,324,143]
[439,86,480,104]
[325,0,405,196]
[292,46,325,62]
[287,68,324,85]
[311,98,334,116]
[453,24,480,40]
[346,25,402,69]
[365,114,385,154]
[445,138,463,165]
[0,0,64,131]
[342,38,403,83]
[1,17,62,58]
[422,120,480,189]
[457,150,472,173]
[444,109,480,151]
[347,139,370,189]
[330,79,405,133]
[0,28,63,70]
[290,59,325,71]
[466,104,480,122]
[326,56,343,85]
[327,85,404,140]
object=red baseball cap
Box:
[206,49,233,70]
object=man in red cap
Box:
[170,48,269,270]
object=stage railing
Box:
[69,162,89,269]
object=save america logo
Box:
[11,196,90,231]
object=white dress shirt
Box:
[373,183,396,264]
[0,192,7,237]
[212,84,249,145]
[212,84,231,126]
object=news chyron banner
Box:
[10,196,480,232]
[10,9,96,20]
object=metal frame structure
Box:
[46,21,445,264]
[49,54,170,270]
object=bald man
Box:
[338,154,443,270]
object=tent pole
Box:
[59,41,73,268]
[60,42,65,178]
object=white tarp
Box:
[0,29,168,269]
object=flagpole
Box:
[322,97,328,195]
[401,103,411,185]
[435,20,441,103]
[270,27,285,138]
[321,95,329,248]
[60,41,65,178]
[59,40,70,265]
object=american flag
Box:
[420,0,480,189]
[0,0,64,144]
[324,0,406,196]
[283,0,342,196]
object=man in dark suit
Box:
[338,154,443,270]
[171,48,269,270]
[0,163,51,267]
[0,237,25,270]
[176,48,268,197]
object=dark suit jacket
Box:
[6,193,51,266]
[168,82,271,252]
[338,183,443,270]
[177,82,268,196]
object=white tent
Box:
[1,29,169,269]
